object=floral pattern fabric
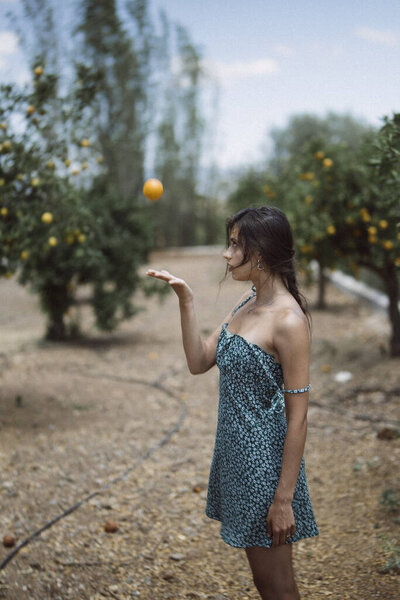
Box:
[205,293,320,548]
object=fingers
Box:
[146,268,168,276]
[272,529,292,547]
[267,517,272,538]
[268,523,296,547]
[146,269,172,281]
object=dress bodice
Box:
[216,289,310,415]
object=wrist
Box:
[273,492,293,505]
[179,296,194,307]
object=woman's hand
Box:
[146,269,194,304]
[266,500,296,547]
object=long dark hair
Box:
[222,205,312,333]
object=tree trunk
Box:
[46,314,67,341]
[40,284,70,341]
[316,261,327,309]
[383,264,400,356]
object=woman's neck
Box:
[251,275,288,305]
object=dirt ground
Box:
[0,248,399,600]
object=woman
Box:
[146,205,319,600]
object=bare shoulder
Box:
[273,304,309,347]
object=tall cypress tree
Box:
[75,0,153,199]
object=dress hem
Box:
[219,529,319,549]
[205,509,319,549]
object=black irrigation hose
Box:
[0,371,188,570]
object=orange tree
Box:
[332,114,400,356]
[278,116,400,355]
[0,62,159,340]
[279,138,366,308]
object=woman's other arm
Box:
[266,310,310,546]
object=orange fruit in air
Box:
[143,178,163,201]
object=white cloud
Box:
[0,31,19,55]
[202,57,279,85]
[354,26,398,47]
[274,44,293,57]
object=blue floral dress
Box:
[205,290,319,548]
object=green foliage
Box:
[380,488,400,514]
[1,0,221,339]
[152,18,220,247]
[378,534,400,574]
[0,59,158,339]
[226,169,267,214]
[227,112,400,353]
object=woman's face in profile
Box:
[223,224,254,281]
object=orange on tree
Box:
[383,240,393,250]
[26,105,35,115]
[41,212,53,224]
[48,236,57,247]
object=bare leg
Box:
[245,544,300,600]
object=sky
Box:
[0,0,400,170]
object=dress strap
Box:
[282,384,311,394]
[231,292,256,316]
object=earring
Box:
[257,258,264,271]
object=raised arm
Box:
[187,287,254,374]
[145,268,251,375]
